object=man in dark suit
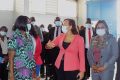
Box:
[46,17,62,80]
[79,18,95,80]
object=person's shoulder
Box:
[76,35,84,40]
[54,33,65,40]
[108,34,116,40]
[60,33,64,35]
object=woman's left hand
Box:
[77,72,84,80]
[97,66,105,72]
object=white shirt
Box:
[0,37,8,54]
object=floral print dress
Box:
[8,29,35,80]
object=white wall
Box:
[117,0,120,39]
[0,10,14,37]
[78,0,87,26]
[0,0,77,35]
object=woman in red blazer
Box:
[29,24,43,80]
[46,19,85,80]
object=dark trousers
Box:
[56,60,79,80]
[0,63,8,80]
[82,48,90,80]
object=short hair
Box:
[0,26,8,32]
[40,24,44,28]
[30,17,36,22]
[86,18,91,24]
[48,24,52,30]
[54,17,60,22]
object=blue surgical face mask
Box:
[0,31,7,36]
[27,24,31,31]
[55,21,62,27]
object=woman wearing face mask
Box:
[46,19,85,80]
[0,26,9,80]
[87,20,118,80]
[28,24,43,80]
[8,16,36,80]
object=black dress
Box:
[57,42,79,80]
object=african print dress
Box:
[8,29,35,80]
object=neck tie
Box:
[88,28,91,44]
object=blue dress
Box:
[8,29,35,80]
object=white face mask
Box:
[96,29,106,36]
[55,21,62,27]
[27,24,31,31]
[0,31,7,36]
[62,26,68,33]
[85,24,91,28]
[31,22,35,25]
[41,28,45,31]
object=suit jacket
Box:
[87,35,118,71]
[53,34,85,72]
[115,38,120,80]
[79,28,86,43]
[46,27,62,64]
[79,27,95,44]
[49,27,62,40]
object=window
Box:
[46,0,58,14]
[58,0,77,17]
[15,0,24,13]
[0,0,14,11]
[29,0,46,14]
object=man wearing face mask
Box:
[79,18,94,80]
[45,17,62,80]
[49,17,62,40]
[87,20,118,80]
[0,26,9,80]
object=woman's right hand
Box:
[9,75,14,80]
[92,64,98,73]
[46,40,55,49]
